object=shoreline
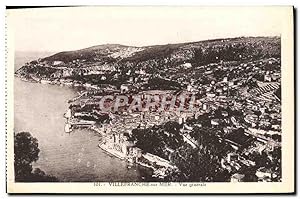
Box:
[15,74,103,91]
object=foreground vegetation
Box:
[14,132,58,182]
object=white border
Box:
[0,0,298,198]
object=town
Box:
[15,36,282,182]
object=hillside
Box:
[15,36,281,90]
[41,36,280,64]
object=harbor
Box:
[63,103,178,179]
[14,75,152,182]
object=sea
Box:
[14,51,152,182]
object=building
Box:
[256,167,272,182]
[211,119,220,126]
[224,129,255,150]
[227,153,239,162]
[62,69,73,77]
[182,62,192,69]
[223,76,228,82]
[187,84,193,92]
[53,60,64,66]
[230,173,245,182]
[206,93,216,98]
[264,74,272,82]
[120,84,130,93]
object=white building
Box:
[120,84,129,93]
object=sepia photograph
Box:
[5,6,294,194]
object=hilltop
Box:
[15,36,280,90]
[40,36,280,64]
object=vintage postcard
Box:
[5,6,294,194]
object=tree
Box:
[167,143,230,182]
[131,121,232,182]
[14,132,58,182]
[269,147,282,181]
[131,122,184,160]
[14,132,40,181]
[241,166,258,182]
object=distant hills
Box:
[15,36,281,90]
[41,36,280,65]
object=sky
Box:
[7,6,290,53]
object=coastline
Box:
[16,76,172,179]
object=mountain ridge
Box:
[41,36,280,64]
[15,36,281,91]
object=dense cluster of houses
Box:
[16,39,281,181]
